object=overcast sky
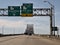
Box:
[0,0,60,35]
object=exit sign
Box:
[8,6,20,16]
[21,3,33,17]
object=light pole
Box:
[44,1,55,36]
[2,25,4,35]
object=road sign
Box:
[8,6,20,16]
[21,3,33,17]
[52,27,58,31]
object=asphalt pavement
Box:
[0,35,60,45]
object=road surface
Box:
[0,35,60,45]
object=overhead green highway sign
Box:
[8,6,20,16]
[21,3,33,17]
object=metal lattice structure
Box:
[0,8,51,16]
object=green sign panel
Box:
[8,6,20,16]
[21,3,33,17]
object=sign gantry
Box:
[0,3,57,36]
[0,8,51,16]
